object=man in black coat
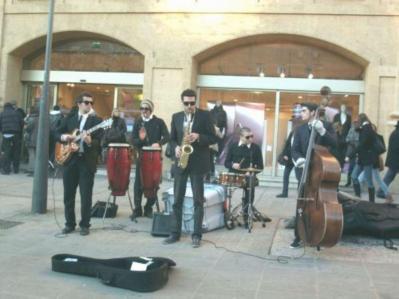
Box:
[225,127,264,227]
[290,102,337,248]
[55,93,103,236]
[163,89,217,248]
[378,121,399,196]
[276,130,295,198]
[131,99,169,218]
[0,102,24,174]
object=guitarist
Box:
[290,102,337,248]
[55,93,103,236]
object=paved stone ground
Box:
[0,172,398,299]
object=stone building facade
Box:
[0,0,398,183]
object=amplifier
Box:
[151,213,173,237]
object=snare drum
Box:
[218,172,236,186]
[234,174,246,188]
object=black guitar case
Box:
[52,254,176,292]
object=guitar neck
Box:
[74,123,104,142]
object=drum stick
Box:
[238,158,245,167]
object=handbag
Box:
[374,134,386,155]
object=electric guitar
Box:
[55,118,113,165]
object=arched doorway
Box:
[195,35,367,176]
[21,34,145,132]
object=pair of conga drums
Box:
[106,144,162,197]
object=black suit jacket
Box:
[224,142,264,173]
[56,112,103,173]
[170,108,217,175]
[291,121,337,165]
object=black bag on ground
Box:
[52,254,176,292]
[91,201,118,218]
[338,192,399,238]
[151,213,173,237]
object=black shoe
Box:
[130,208,142,219]
[244,222,249,229]
[276,193,288,198]
[80,227,90,236]
[163,235,179,245]
[62,226,75,234]
[143,207,153,218]
[192,236,201,248]
[344,182,351,187]
[290,239,302,248]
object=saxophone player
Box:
[163,89,217,248]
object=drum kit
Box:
[219,167,271,233]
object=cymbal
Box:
[238,167,262,173]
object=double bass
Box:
[296,87,343,248]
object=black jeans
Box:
[1,134,21,173]
[171,171,205,239]
[63,156,95,229]
[133,162,157,209]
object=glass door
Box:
[199,88,277,175]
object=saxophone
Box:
[178,115,194,169]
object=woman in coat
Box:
[351,113,378,202]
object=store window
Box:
[23,39,144,73]
[199,42,364,80]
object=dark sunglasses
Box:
[140,107,150,111]
[244,135,254,139]
[82,100,93,105]
[183,101,196,106]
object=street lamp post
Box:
[32,0,56,214]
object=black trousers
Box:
[133,162,157,209]
[281,163,294,196]
[171,171,204,239]
[63,156,95,229]
[293,167,303,241]
[1,134,21,173]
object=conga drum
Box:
[140,146,162,198]
[106,143,133,196]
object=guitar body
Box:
[55,129,80,166]
[297,145,343,247]
[54,118,113,166]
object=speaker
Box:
[91,201,118,218]
[151,213,173,237]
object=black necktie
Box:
[78,115,83,128]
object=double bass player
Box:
[290,101,338,248]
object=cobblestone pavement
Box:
[0,173,398,299]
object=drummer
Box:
[224,127,264,228]
[132,99,170,218]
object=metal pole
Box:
[32,0,55,214]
